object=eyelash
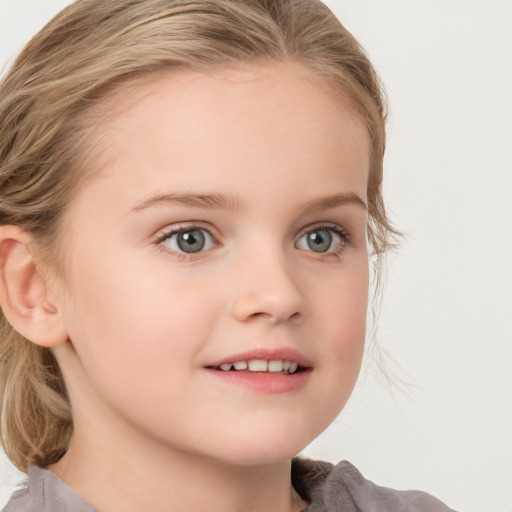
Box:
[296,223,352,259]
[154,223,217,260]
[154,222,352,259]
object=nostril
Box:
[289,311,303,323]
[246,310,304,324]
[246,311,276,323]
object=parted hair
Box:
[0,0,398,471]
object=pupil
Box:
[177,230,205,253]
[307,230,332,252]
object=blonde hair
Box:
[0,0,398,471]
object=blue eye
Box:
[160,228,216,254]
[296,227,346,253]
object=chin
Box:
[206,408,338,467]
[215,449,301,467]
[204,428,314,467]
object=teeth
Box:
[268,360,284,372]
[248,359,268,372]
[217,359,301,374]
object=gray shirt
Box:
[3,458,457,512]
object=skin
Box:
[9,62,371,512]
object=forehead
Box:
[96,61,359,124]
[68,61,370,225]
[94,62,368,183]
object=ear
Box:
[0,226,68,347]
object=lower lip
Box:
[205,368,312,394]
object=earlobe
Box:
[0,226,68,347]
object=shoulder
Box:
[2,466,97,512]
[2,468,38,512]
[292,458,458,512]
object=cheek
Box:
[58,266,213,432]
[315,262,368,381]
[324,297,366,381]
[322,258,368,335]
[294,266,367,444]
[59,255,218,388]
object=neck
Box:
[50,421,306,512]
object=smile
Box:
[214,359,300,374]
[204,349,312,393]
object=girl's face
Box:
[53,62,370,464]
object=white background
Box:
[0,1,511,511]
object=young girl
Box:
[0,1,456,510]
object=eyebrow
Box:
[299,192,367,212]
[132,192,243,212]
[132,191,366,213]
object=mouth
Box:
[206,358,305,375]
[204,349,312,394]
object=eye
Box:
[296,226,348,254]
[159,227,216,254]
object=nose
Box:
[230,253,308,325]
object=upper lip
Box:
[205,348,313,369]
